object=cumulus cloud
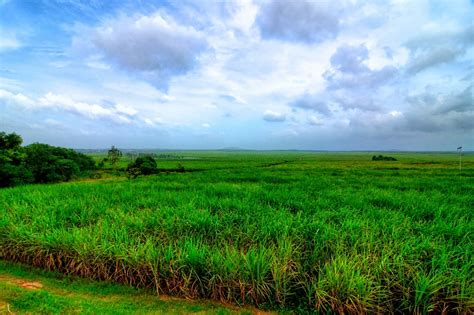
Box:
[400,86,473,132]
[0,89,34,107]
[115,103,138,116]
[333,93,380,111]
[324,44,397,89]
[406,26,474,74]
[218,94,246,104]
[289,43,397,117]
[308,115,324,126]
[38,93,133,123]
[263,110,286,122]
[407,48,463,74]
[255,0,341,43]
[401,111,473,132]
[330,44,369,73]
[91,12,208,89]
[290,93,332,116]
[3,0,473,150]
[0,89,138,124]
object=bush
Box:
[126,156,157,178]
[176,163,185,172]
[372,155,397,161]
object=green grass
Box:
[0,261,252,314]
[1,152,473,313]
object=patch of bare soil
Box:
[0,275,43,290]
[16,280,43,290]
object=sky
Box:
[0,0,472,150]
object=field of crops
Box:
[1,152,473,313]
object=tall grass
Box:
[1,152,473,313]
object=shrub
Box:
[126,156,157,178]
[372,155,397,161]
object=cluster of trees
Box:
[126,156,158,179]
[98,146,159,178]
[0,132,96,187]
[372,155,397,161]
[1,131,187,187]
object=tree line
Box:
[0,132,96,187]
[0,131,170,187]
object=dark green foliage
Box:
[126,156,157,178]
[107,145,122,168]
[372,154,397,161]
[0,132,22,149]
[0,131,96,187]
[126,166,140,179]
[176,163,185,172]
[0,162,33,187]
[0,132,33,187]
[24,143,95,183]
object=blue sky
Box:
[0,0,472,150]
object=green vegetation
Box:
[126,155,158,179]
[0,132,95,187]
[0,132,33,187]
[0,261,252,314]
[1,152,473,313]
[372,154,397,161]
[107,145,123,170]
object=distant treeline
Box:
[0,132,95,187]
[124,153,183,159]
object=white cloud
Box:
[290,94,332,116]
[3,0,473,150]
[91,12,208,89]
[263,110,286,122]
[115,103,138,116]
[308,115,324,126]
[0,34,20,51]
[406,26,474,74]
[39,93,120,119]
[0,89,34,107]
[255,0,342,43]
[1,89,137,124]
[389,110,402,118]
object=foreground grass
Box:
[0,261,255,314]
[1,152,473,313]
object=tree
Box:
[0,131,96,187]
[126,166,140,179]
[107,145,122,169]
[0,132,22,149]
[24,143,95,183]
[126,155,157,178]
[0,132,33,187]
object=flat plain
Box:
[1,152,473,313]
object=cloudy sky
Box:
[0,0,472,150]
